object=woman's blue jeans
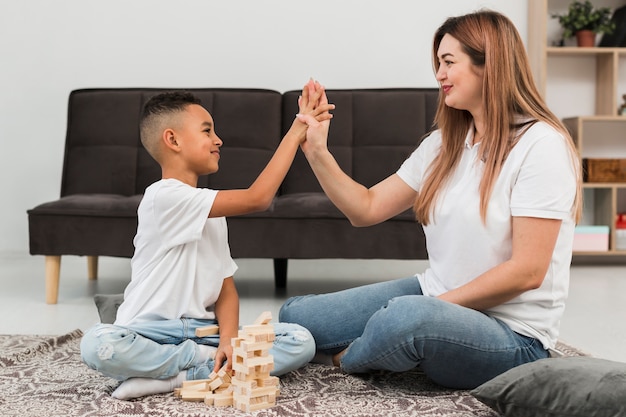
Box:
[279,276,549,389]
[80,319,315,382]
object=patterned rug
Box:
[0,330,586,417]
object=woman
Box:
[280,10,582,389]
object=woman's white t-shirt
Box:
[396,121,577,349]
[115,179,238,326]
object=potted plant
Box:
[552,1,616,47]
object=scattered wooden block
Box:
[254,311,273,325]
[195,324,219,337]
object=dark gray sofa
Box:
[27,87,438,303]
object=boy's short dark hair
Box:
[139,91,203,160]
[141,91,202,121]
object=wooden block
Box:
[195,324,219,337]
[181,379,210,388]
[215,384,233,394]
[234,384,278,397]
[213,392,234,407]
[258,376,279,387]
[241,324,274,335]
[231,378,258,390]
[180,389,210,402]
[208,377,225,391]
[234,395,275,412]
[253,311,272,325]
[240,340,274,352]
[249,386,280,398]
[233,361,273,376]
[243,354,274,367]
[216,366,231,378]
[232,368,259,381]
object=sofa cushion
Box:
[28,194,142,217]
[470,357,626,417]
[27,194,142,257]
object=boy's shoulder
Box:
[145,178,188,195]
[143,179,218,210]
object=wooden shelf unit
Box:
[528,0,626,255]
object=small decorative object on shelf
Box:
[573,225,609,252]
[616,214,626,250]
[583,158,626,182]
[619,94,626,116]
[552,1,616,47]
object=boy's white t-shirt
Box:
[115,178,238,326]
[396,121,577,349]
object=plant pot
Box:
[576,30,596,47]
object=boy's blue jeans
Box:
[80,319,315,381]
[279,276,549,389]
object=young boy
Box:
[80,81,333,400]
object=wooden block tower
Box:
[175,311,279,412]
[231,311,280,412]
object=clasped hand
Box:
[296,79,334,155]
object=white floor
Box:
[1,252,625,363]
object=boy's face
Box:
[176,104,223,175]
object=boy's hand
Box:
[299,79,333,120]
[213,342,233,373]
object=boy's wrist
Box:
[287,119,307,141]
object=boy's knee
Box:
[80,324,129,370]
[273,323,316,366]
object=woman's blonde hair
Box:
[413,10,582,225]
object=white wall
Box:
[0,1,527,254]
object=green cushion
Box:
[471,357,626,417]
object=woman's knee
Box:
[278,295,313,324]
[369,295,442,334]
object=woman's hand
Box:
[296,106,332,159]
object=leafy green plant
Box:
[552,1,616,39]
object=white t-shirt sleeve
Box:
[510,130,577,220]
[396,131,441,192]
[154,182,218,248]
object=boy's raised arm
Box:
[208,80,334,218]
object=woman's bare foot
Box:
[332,349,346,367]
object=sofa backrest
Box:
[61,88,282,197]
[280,89,440,194]
[61,88,439,198]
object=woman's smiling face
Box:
[435,33,484,117]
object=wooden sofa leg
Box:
[273,258,288,289]
[45,255,61,304]
[87,256,98,280]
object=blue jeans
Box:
[279,276,549,389]
[80,318,315,381]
